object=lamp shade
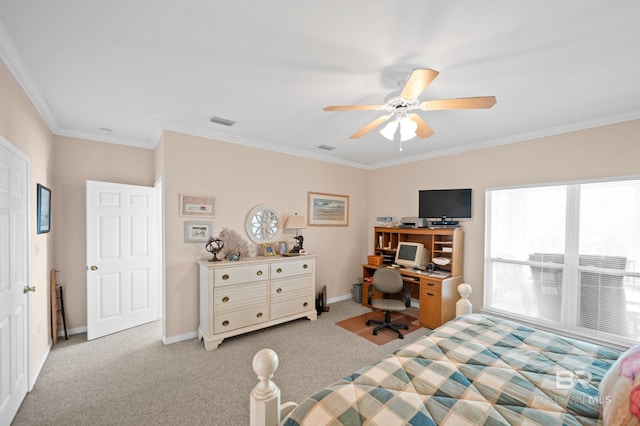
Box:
[399,116,418,141]
[379,120,399,140]
[284,214,307,229]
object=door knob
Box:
[23,285,36,293]
[90,265,98,271]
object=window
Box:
[484,177,640,347]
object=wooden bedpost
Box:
[456,283,472,316]
[251,349,281,426]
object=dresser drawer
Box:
[212,263,268,287]
[214,305,268,334]
[271,259,313,279]
[271,296,314,320]
[271,276,312,303]
[214,282,268,314]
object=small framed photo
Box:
[308,192,349,226]
[278,241,288,255]
[37,183,51,234]
[263,243,278,256]
[184,221,213,243]
[180,194,215,217]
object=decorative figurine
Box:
[205,237,224,262]
[290,235,304,253]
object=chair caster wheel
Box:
[404,325,409,330]
[373,330,378,336]
[399,334,404,339]
[365,320,371,326]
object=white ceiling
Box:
[1,1,639,169]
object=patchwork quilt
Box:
[284,314,622,425]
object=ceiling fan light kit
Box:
[324,68,496,150]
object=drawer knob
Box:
[257,312,263,318]
[222,274,229,280]
[222,296,229,303]
[276,288,282,294]
[276,268,283,273]
[303,264,308,269]
[427,293,435,296]
[427,283,435,287]
[257,270,263,276]
[303,302,308,307]
[222,320,229,326]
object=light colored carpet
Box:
[13,300,431,425]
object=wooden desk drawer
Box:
[271,259,313,279]
[214,282,268,314]
[421,279,442,292]
[214,305,268,333]
[213,263,269,287]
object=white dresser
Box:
[198,255,317,350]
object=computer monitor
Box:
[395,242,430,270]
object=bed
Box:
[250,313,627,426]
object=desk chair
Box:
[366,268,411,339]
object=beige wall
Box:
[159,131,369,338]
[0,60,54,375]
[368,119,640,311]
[5,45,640,375]
[52,136,156,331]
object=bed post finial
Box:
[251,349,281,426]
[456,283,472,316]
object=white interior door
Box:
[0,139,29,425]
[86,180,158,340]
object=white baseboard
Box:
[163,330,198,345]
[58,326,86,337]
[30,341,51,390]
[327,294,352,304]
[327,294,419,309]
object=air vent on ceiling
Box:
[209,116,236,126]
[318,145,336,151]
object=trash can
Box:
[352,283,362,303]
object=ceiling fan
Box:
[323,68,496,146]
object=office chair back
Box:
[372,268,403,294]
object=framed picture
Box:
[278,240,288,255]
[184,221,213,243]
[180,194,215,217]
[308,192,349,226]
[263,243,278,256]
[37,183,51,234]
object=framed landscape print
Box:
[307,192,349,226]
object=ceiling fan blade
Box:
[400,68,439,100]
[323,105,384,111]
[420,96,497,111]
[408,114,435,138]
[349,115,391,139]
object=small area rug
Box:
[336,310,421,345]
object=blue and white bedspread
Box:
[284,314,622,425]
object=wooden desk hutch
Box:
[362,227,463,329]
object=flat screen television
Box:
[395,241,430,270]
[419,189,472,223]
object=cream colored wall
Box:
[160,131,368,339]
[52,136,156,330]
[368,119,640,311]
[0,60,54,375]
